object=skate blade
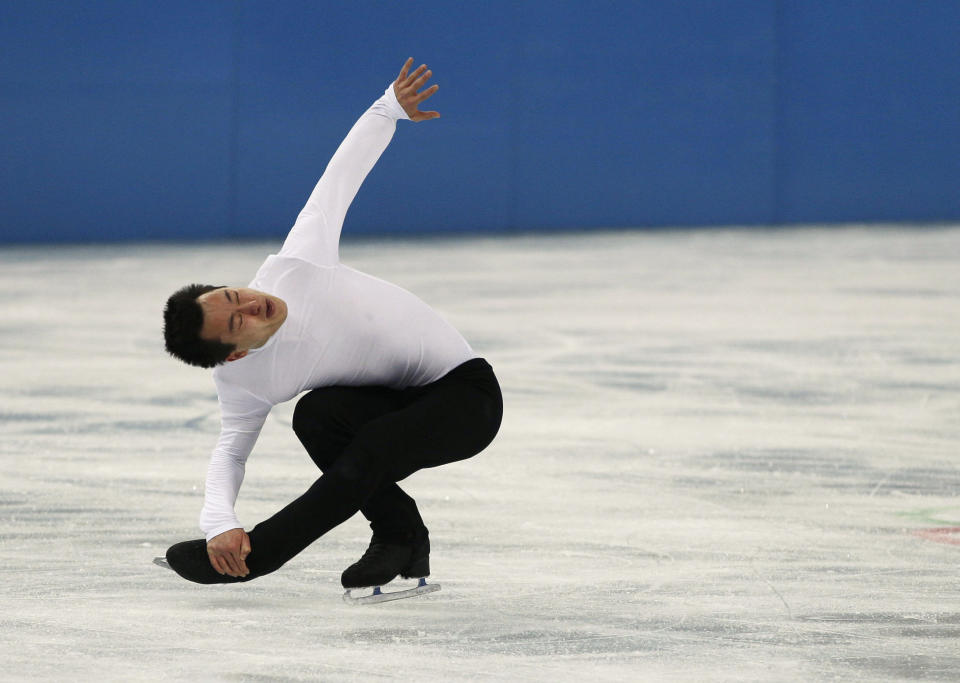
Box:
[153,556,171,570]
[343,578,440,605]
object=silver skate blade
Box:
[343,578,440,605]
[153,556,171,570]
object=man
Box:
[160,58,502,587]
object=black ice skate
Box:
[153,539,253,584]
[341,531,440,604]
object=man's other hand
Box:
[394,57,440,122]
[207,528,251,578]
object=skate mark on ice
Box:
[912,527,960,547]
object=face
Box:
[197,287,288,360]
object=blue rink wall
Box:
[1,1,959,244]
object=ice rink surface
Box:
[1,225,959,681]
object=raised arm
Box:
[279,58,441,266]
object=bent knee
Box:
[473,385,503,453]
[330,443,389,487]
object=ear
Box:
[225,349,248,362]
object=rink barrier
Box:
[2,1,959,243]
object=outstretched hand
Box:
[393,57,440,122]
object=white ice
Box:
[1,226,959,681]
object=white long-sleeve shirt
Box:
[199,85,475,540]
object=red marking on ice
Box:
[913,527,960,546]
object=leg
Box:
[340,359,504,588]
[292,386,426,540]
[167,360,502,584]
[250,360,501,580]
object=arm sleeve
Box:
[199,382,271,541]
[278,84,410,267]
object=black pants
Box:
[207,358,502,582]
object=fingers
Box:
[396,57,413,84]
[207,547,250,578]
[220,551,247,577]
[209,547,231,576]
[415,83,439,103]
[233,553,248,577]
[208,551,225,575]
[394,57,441,122]
[221,552,240,576]
[403,63,428,87]
[402,74,437,106]
[397,59,428,88]
[398,60,432,94]
[411,69,433,92]
[239,533,252,575]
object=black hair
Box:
[163,283,235,368]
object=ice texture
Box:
[1,226,959,681]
